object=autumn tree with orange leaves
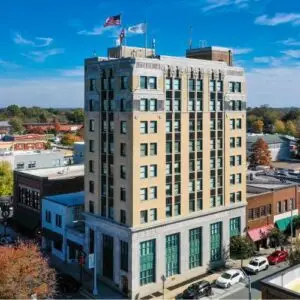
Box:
[0,242,56,299]
[249,138,272,166]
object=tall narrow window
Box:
[210,222,222,262]
[166,234,180,277]
[189,228,202,269]
[140,240,156,285]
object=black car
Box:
[57,273,80,293]
[179,280,212,299]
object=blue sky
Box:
[1,0,300,107]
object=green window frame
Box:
[189,228,202,269]
[166,233,180,277]
[230,217,241,237]
[210,222,222,262]
[140,239,156,286]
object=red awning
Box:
[248,224,274,242]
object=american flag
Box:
[104,14,121,27]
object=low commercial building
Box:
[1,134,50,151]
[13,164,84,234]
[0,149,66,170]
[247,175,299,250]
[41,192,84,262]
[247,134,294,162]
[261,264,300,299]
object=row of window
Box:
[248,204,272,220]
[139,218,241,286]
[140,208,157,224]
[230,118,242,130]
[139,98,158,111]
[16,161,37,169]
[230,137,242,148]
[45,210,62,227]
[140,143,157,156]
[89,77,242,93]
[230,173,242,185]
[140,165,158,179]
[18,187,40,210]
[230,155,242,167]
[230,191,243,203]
[140,187,158,201]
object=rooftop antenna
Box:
[189,25,193,50]
[199,40,207,48]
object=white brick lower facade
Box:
[84,203,246,299]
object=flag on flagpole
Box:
[128,23,146,34]
[104,14,121,27]
[119,28,126,45]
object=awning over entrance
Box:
[41,228,62,242]
[248,224,274,242]
[276,217,292,232]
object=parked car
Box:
[57,273,80,293]
[245,256,269,274]
[267,250,288,265]
[216,269,244,289]
[179,280,212,299]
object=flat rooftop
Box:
[0,149,65,157]
[272,161,300,171]
[44,191,84,206]
[247,174,296,196]
[18,164,84,179]
[261,264,300,298]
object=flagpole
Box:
[144,21,147,57]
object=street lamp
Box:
[73,220,98,296]
[239,267,252,300]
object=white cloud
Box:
[278,38,300,46]
[77,25,111,36]
[0,78,83,107]
[22,48,64,62]
[233,48,253,55]
[247,67,300,107]
[13,33,53,47]
[59,67,84,77]
[255,13,300,26]
[200,0,258,12]
[281,49,300,58]
[0,59,21,69]
[253,55,292,67]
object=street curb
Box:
[217,284,246,299]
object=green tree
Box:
[6,104,21,117]
[274,120,286,134]
[66,109,84,124]
[0,161,13,196]
[61,133,81,146]
[9,117,24,134]
[288,238,300,266]
[39,112,48,123]
[285,120,297,136]
[249,138,272,166]
[230,236,255,267]
[268,228,286,250]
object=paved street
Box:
[221,261,290,299]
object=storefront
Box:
[248,224,274,251]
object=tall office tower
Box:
[84,45,246,298]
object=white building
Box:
[41,191,85,263]
[0,149,66,170]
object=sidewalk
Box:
[148,247,277,300]
[49,254,124,299]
